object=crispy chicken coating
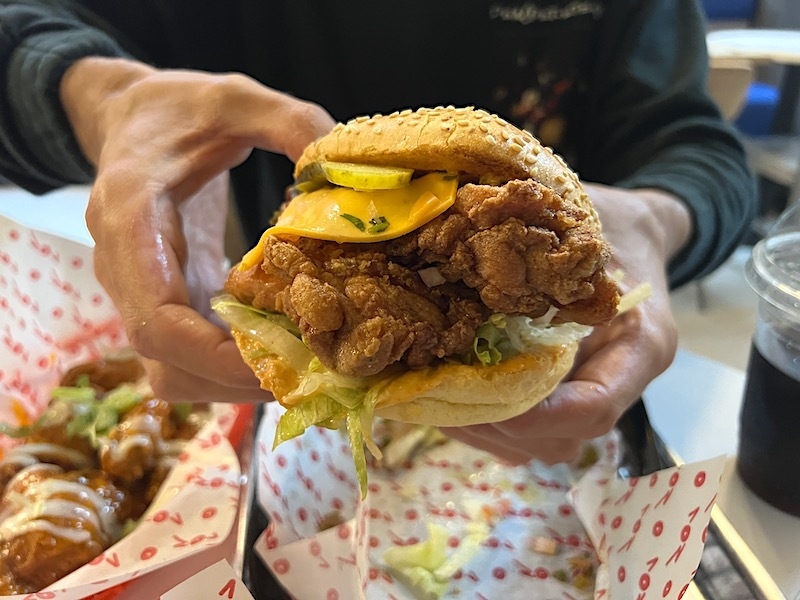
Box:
[0,467,133,594]
[226,179,618,377]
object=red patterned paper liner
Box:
[0,215,248,599]
[253,403,623,599]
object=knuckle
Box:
[85,181,113,237]
[195,80,231,136]
[293,99,328,124]
[179,73,248,139]
[282,98,332,136]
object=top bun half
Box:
[294,105,599,229]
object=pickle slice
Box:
[321,162,414,191]
[294,161,328,193]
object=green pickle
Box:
[295,161,414,193]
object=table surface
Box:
[2,185,799,599]
[707,29,800,66]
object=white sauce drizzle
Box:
[0,443,92,470]
[0,476,120,545]
[100,413,171,466]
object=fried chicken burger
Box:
[212,106,621,493]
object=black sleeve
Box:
[0,0,129,193]
[579,0,757,288]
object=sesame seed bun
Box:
[226,106,613,428]
[294,105,599,230]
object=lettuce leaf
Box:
[210,295,312,373]
[274,395,347,447]
[1,380,144,448]
[473,313,593,365]
[212,292,593,498]
[346,410,369,499]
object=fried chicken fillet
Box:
[227,178,617,378]
[216,106,621,430]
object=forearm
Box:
[0,1,127,192]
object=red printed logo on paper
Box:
[219,578,236,598]
[89,552,121,568]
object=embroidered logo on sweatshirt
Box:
[489,1,603,25]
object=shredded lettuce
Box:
[383,522,490,599]
[212,293,593,497]
[274,395,347,447]
[473,313,593,366]
[346,410,369,499]
[282,358,372,409]
[210,295,312,373]
[1,378,144,447]
[69,383,144,446]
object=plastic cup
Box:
[737,203,800,517]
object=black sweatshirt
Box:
[0,0,756,287]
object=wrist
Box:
[60,57,154,164]
[634,188,693,261]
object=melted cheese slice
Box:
[239,172,457,271]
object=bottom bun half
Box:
[231,329,577,427]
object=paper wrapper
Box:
[161,560,255,600]
[255,403,725,599]
[0,213,244,599]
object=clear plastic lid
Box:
[745,203,800,323]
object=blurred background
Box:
[670,0,800,371]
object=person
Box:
[0,0,756,465]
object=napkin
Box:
[254,401,725,599]
[160,560,255,600]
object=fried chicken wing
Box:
[0,466,133,594]
[0,422,97,497]
[59,355,146,393]
[0,354,212,592]
[99,399,178,486]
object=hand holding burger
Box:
[446,182,691,465]
[213,106,646,493]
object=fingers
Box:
[444,304,676,465]
[498,308,674,439]
[142,358,269,404]
[80,68,335,406]
[88,186,260,396]
[126,304,263,390]
[441,426,582,465]
[212,74,336,162]
[488,380,618,441]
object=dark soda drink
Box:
[737,342,800,517]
